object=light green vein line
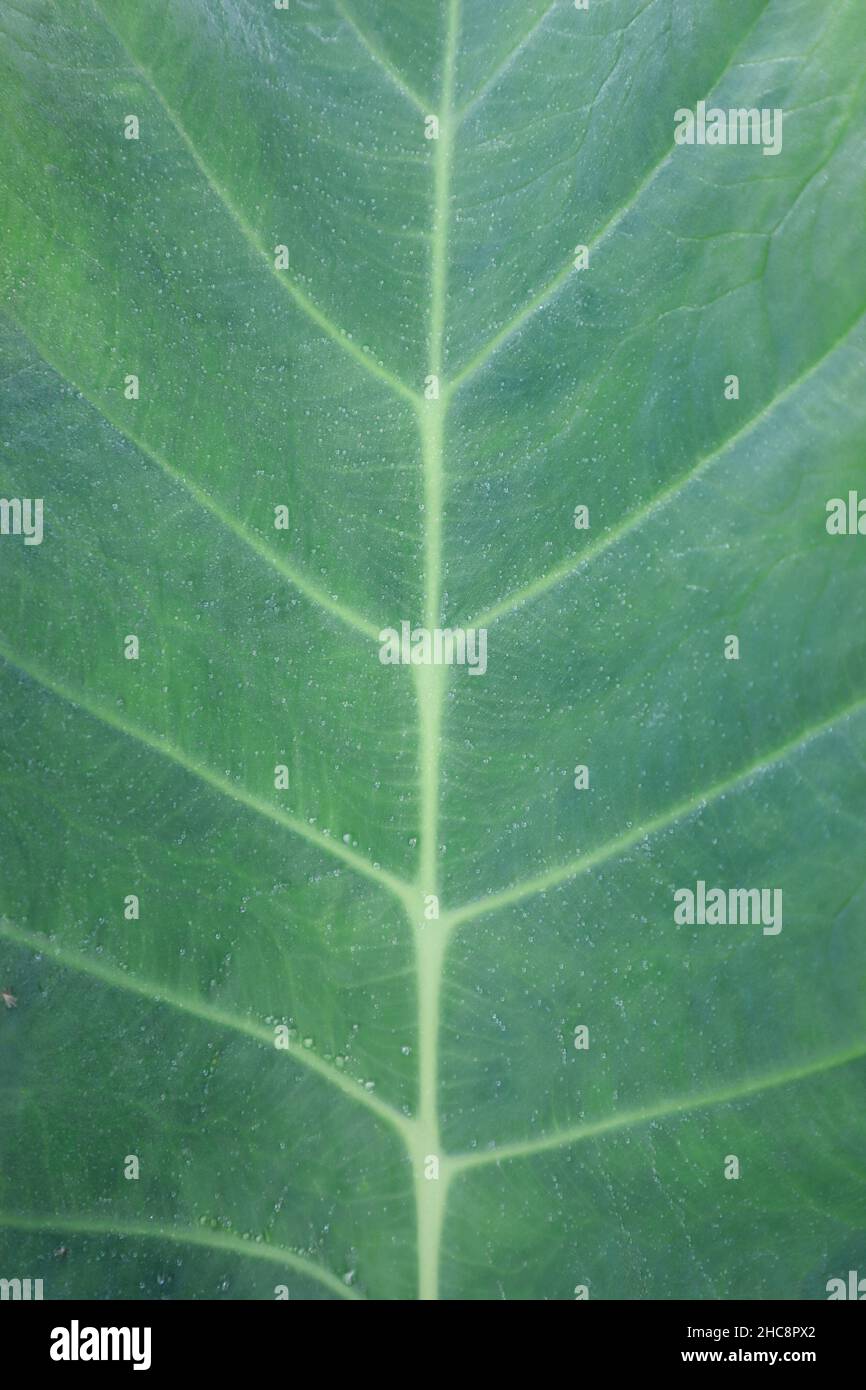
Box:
[456,0,560,125]
[0,918,412,1141]
[89,0,420,408]
[0,643,413,907]
[446,689,866,932]
[457,0,660,125]
[449,1040,866,1172]
[447,0,773,394]
[334,0,430,113]
[446,150,667,393]
[0,1211,363,1300]
[410,0,461,1305]
[468,306,866,628]
[3,311,380,643]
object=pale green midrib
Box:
[3,310,380,643]
[445,687,866,931]
[445,0,774,395]
[411,0,461,1304]
[0,918,411,1141]
[0,642,412,905]
[449,1039,866,1172]
[0,1212,363,1300]
[466,305,866,628]
[334,0,431,114]
[89,0,420,408]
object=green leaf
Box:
[1,0,865,1301]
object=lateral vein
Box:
[456,0,560,125]
[448,0,774,393]
[0,918,412,1141]
[0,644,412,905]
[0,1211,364,1299]
[449,1040,866,1171]
[334,0,431,113]
[468,306,866,628]
[3,311,380,642]
[446,689,866,930]
[89,0,420,407]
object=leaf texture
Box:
[1,0,865,1300]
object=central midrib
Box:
[403,0,786,1301]
[410,0,462,1303]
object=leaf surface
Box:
[1,0,865,1300]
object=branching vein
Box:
[0,918,412,1141]
[334,0,431,113]
[0,1211,363,1300]
[456,0,560,125]
[450,1040,866,1172]
[0,644,413,905]
[4,311,380,643]
[90,0,420,407]
[446,689,866,931]
[468,307,866,628]
[447,0,773,393]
